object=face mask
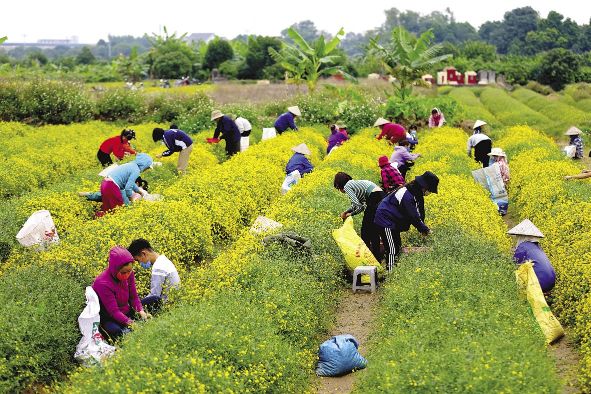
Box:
[140,262,152,269]
[117,271,132,281]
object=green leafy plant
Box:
[370,27,452,100]
[269,27,355,92]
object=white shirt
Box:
[467,133,491,155]
[150,254,180,298]
[235,117,252,134]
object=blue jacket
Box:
[213,116,241,143]
[514,241,556,292]
[285,153,313,175]
[162,129,193,157]
[374,186,429,233]
[108,153,152,205]
[274,112,298,132]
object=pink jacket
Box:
[92,246,143,325]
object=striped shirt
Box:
[344,180,379,215]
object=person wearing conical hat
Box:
[285,143,314,176]
[487,147,510,187]
[467,120,492,168]
[565,126,584,159]
[211,110,241,157]
[374,118,406,143]
[274,106,301,135]
[507,219,556,293]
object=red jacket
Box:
[99,136,136,160]
[377,123,406,143]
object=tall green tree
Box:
[270,27,353,92]
[146,27,197,78]
[238,36,282,80]
[371,27,452,100]
[76,46,96,65]
[115,47,146,82]
[536,48,581,90]
[204,37,234,70]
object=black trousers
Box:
[361,190,386,262]
[97,150,113,167]
[382,227,402,272]
[226,139,240,157]
[475,140,492,168]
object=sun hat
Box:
[373,117,389,127]
[473,120,487,129]
[507,219,544,238]
[414,171,439,194]
[211,110,224,121]
[291,143,311,155]
[378,156,390,167]
[565,126,583,136]
[287,106,301,116]
[487,147,506,157]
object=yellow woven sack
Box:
[332,216,383,283]
[515,262,565,344]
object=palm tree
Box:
[269,27,354,92]
[371,27,452,100]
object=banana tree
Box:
[0,37,6,45]
[269,27,354,92]
[371,27,452,100]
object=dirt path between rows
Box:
[503,209,581,393]
[315,289,378,394]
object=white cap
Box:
[487,147,506,157]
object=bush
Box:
[147,94,188,123]
[384,95,460,127]
[175,93,215,133]
[525,81,554,95]
[3,80,95,124]
[0,265,84,393]
[95,89,147,122]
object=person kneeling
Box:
[92,247,157,341]
[128,238,180,312]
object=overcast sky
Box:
[2,0,589,43]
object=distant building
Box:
[184,33,215,44]
[37,36,78,45]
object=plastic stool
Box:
[352,266,377,293]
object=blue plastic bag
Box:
[316,334,367,376]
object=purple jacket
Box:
[92,246,143,325]
[327,129,348,153]
[285,153,313,175]
[274,112,298,132]
[213,116,241,143]
[390,146,419,167]
[162,129,193,157]
[374,185,428,233]
[514,241,556,292]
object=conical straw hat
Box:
[291,143,311,155]
[373,117,389,127]
[507,219,544,238]
[565,126,582,136]
[473,120,487,129]
[287,106,301,116]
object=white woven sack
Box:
[262,128,277,141]
[250,216,283,234]
[16,210,59,248]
